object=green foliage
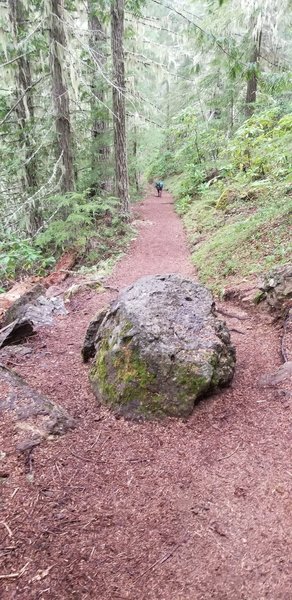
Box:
[190,187,291,289]
[229,109,292,179]
[35,191,131,264]
[0,190,134,290]
[146,148,177,181]
[164,105,292,292]
[175,194,193,215]
[0,235,55,287]
[36,191,107,252]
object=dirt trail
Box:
[1,191,291,600]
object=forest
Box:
[1,2,292,598]
[0,0,291,292]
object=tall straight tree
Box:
[245,28,262,117]
[88,0,110,190]
[111,0,129,216]
[8,0,41,233]
[49,0,75,193]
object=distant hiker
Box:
[155,180,164,197]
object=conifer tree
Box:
[8,0,41,232]
[49,0,75,193]
[111,0,129,216]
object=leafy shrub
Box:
[0,191,133,290]
[230,109,292,179]
[0,235,55,287]
[176,194,193,215]
[35,192,123,254]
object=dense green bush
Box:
[0,191,133,290]
[0,235,55,289]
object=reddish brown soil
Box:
[1,192,291,599]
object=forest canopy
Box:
[0,0,291,290]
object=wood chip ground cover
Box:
[0,192,291,599]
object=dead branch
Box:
[216,308,249,321]
[218,443,241,461]
[0,77,47,128]
[0,561,30,580]
[133,537,189,583]
[1,521,13,538]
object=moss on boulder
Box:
[216,188,237,211]
[84,274,236,420]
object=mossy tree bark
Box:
[111,0,130,217]
[8,0,42,233]
[49,0,75,193]
[88,1,110,192]
[245,30,262,117]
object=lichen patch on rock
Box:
[84,274,236,419]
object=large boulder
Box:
[84,274,236,419]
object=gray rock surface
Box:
[0,365,75,448]
[82,307,108,362]
[258,264,292,312]
[1,283,67,329]
[86,274,236,419]
[0,318,35,349]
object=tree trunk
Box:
[49,0,75,193]
[111,0,129,217]
[165,77,171,151]
[245,30,262,118]
[8,0,42,233]
[88,2,110,192]
[133,125,139,192]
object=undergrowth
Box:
[167,108,292,293]
[0,192,135,290]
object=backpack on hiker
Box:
[155,181,164,197]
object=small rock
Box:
[0,365,75,449]
[1,284,67,331]
[17,437,42,452]
[0,319,35,350]
[258,264,292,313]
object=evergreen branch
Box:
[259,53,288,70]
[17,18,43,49]
[126,111,163,128]
[0,52,33,69]
[3,153,64,227]
[21,125,54,169]
[0,76,47,128]
[126,51,198,83]
[62,9,123,97]
[150,0,244,63]
[126,14,179,36]
[131,90,165,115]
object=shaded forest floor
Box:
[1,191,291,599]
